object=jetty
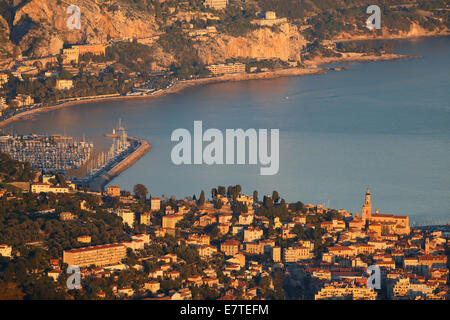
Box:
[87,136,151,191]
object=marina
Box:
[73,120,151,191]
[0,134,93,172]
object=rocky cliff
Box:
[0,0,448,66]
[1,0,158,57]
[197,23,304,64]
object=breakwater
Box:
[87,136,151,191]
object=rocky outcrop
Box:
[5,0,158,57]
[197,23,305,64]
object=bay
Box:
[5,37,450,225]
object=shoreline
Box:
[333,31,450,42]
[0,53,417,129]
[0,43,431,189]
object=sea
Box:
[4,37,450,225]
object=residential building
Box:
[140,212,152,225]
[63,243,127,267]
[114,209,135,227]
[31,183,70,194]
[55,79,73,90]
[150,197,161,211]
[162,214,184,228]
[284,246,311,263]
[206,63,246,75]
[60,212,76,221]
[221,240,240,256]
[144,281,160,293]
[10,94,34,107]
[106,185,121,197]
[204,0,228,10]
[315,283,377,300]
[0,244,12,257]
[77,235,91,243]
[244,227,263,242]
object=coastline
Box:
[0,45,429,190]
[0,53,417,129]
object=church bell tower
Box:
[362,188,372,222]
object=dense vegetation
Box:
[0,152,35,183]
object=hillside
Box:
[0,0,448,68]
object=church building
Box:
[361,188,410,235]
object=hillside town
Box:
[0,0,449,302]
[0,157,448,299]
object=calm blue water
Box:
[6,37,450,225]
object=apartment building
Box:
[244,227,263,242]
[31,183,70,194]
[140,212,152,225]
[55,79,73,91]
[61,48,79,64]
[245,242,264,255]
[150,197,161,211]
[204,0,228,10]
[162,214,184,229]
[284,246,311,263]
[315,283,377,300]
[328,246,356,258]
[186,234,210,246]
[63,243,127,267]
[106,185,121,197]
[220,240,240,256]
[206,63,246,75]
[114,209,135,227]
[197,245,217,259]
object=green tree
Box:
[198,190,206,205]
[133,184,148,202]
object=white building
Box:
[244,227,263,242]
[204,0,228,10]
[114,208,135,227]
[56,79,73,91]
[0,244,12,257]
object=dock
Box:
[87,136,151,191]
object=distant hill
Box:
[0,0,448,67]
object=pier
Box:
[87,136,151,191]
